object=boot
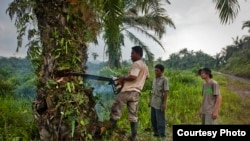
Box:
[161,137,166,141]
[110,118,117,130]
[128,122,137,141]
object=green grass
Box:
[1,69,249,141]
[108,70,250,141]
[0,96,39,141]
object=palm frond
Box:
[123,26,164,51]
[242,20,250,32]
[213,0,240,24]
[123,0,175,39]
[6,0,36,52]
[125,30,154,65]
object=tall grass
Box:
[108,69,203,140]
[0,96,39,141]
[215,74,247,124]
[109,69,249,140]
[1,69,248,141]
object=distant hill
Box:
[0,57,35,98]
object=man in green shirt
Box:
[149,64,169,141]
[198,67,222,125]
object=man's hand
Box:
[117,76,125,85]
[148,102,151,107]
[161,104,166,111]
[56,77,64,83]
[212,111,219,119]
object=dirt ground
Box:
[221,73,250,124]
[222,73,250,100]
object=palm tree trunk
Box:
[32,0,99,140]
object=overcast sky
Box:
[0,0,249,61]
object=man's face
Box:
[131,50,138,62]
[154,68,162,77]
[200,70,208,79]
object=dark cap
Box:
[198,67,213,78]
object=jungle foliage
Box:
[1,0,248,140]
[0,57,35,98]
[0,60,249,140]
[161,20,250,79]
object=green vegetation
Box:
[0,96,39,140]
[222,48,250,78]
[164,49,217,69]
[161,21,250,79]
[0,57,36,98]
[1,55,250,140]
[0,10,250,141]
[109,70,249,141]
[4,0,248,140]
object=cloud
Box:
[89,0,250,61]
[157,0,250,60]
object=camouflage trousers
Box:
[110,91,140,122]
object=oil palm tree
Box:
[102,0,123,68]
[104,0,176,68]
[242,20,250,46]
[7,0,107,140]
[104,0,241,68]
[6,0,243,140]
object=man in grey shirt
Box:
[198,67,222,125]
[149,64,169,141]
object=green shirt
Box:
[200,79,220,114]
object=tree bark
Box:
[32,0,100,140]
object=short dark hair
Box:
[154,64,164,72]
[198,67,213,78]
[132,46,143,57]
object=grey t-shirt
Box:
[150,76,169,109]
[200,79,220,114]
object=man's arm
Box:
[212,94,222,119]
[122,75,137,81]
[148,90,153,107]
[161,91,168,111]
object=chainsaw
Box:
[65,72,123,95]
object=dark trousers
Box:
[151,107,166,137]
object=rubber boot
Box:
[110,118,117,130]
[128,122,137,141]
[161,137,166,141]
